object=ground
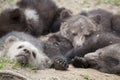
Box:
[10,66,120,80]
[0,0,120,80]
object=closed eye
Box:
[18,45,24,49]
[72,33,77,36]
[32,51,36,58]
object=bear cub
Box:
[0,31,73,70]
[55,10,120,74]
[0,0,58,37]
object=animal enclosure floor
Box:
[6,66,120,80]
[0,0,120,80]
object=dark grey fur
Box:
[72,43,120,74]
[50,8,73,33]
[43,34,73,70]
[0,0,58,37]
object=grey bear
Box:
[0,31,52,69]
[0,31,73,70]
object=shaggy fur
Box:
[0,31,52,69]
[54,12,120,73]
[0,0,58,37]
[72,43,120,74]
[0,31,73,70]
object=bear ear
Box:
[94,15,101,24]
[80,11,88,16]
[60,9,73,20]
[5,36,19,47]
[91,15,101,24]
[10,8,23,22]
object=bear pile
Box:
[0,0,120,75]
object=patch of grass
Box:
[12,61,21,69]
[7,0,17,4]
[24,63,33,69]
[97,0,120,5]
[83,0,91,8]
[81,74,91,80]
[0,57,20,70]
[0,57,33,70]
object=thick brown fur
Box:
[50,8,73,33]
[55,11,120,73]
[111,14,120,36]
[80,9,120,36]
[72,43,120,74]
[80,9,113,32]
[0,0,59,37]
[43,34,73,70]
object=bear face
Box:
[2,35,52,70]
[43,34,73,58]
[41,33,73,70]
[60,15,97,47]
[47,35,73,55]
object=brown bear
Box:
[43,34,73,70]
[80,8,120,36]
[0,0,59,37]
[80,9,113,32]
[54,13,120,73]
[50,8,73,33]
[72,43,120,74]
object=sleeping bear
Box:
[42,34,73,70]
[72,43,120,74]
[50,8,73,33]
[55,12,120,73]
[80,9,113,32]
[0,31,52,69]
[0,31,73,70]
[0,0,59,37]
[80,8,120,36]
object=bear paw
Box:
[54,57,69,70]
[72,56,88,68]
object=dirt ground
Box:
[8,65,119,80]
[0,0,120,80]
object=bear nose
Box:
[23,49,30,54]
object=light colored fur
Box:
[24,8,39,22]
[73,35,85,47]
[1,37,52,69]
[10,5,39,24]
